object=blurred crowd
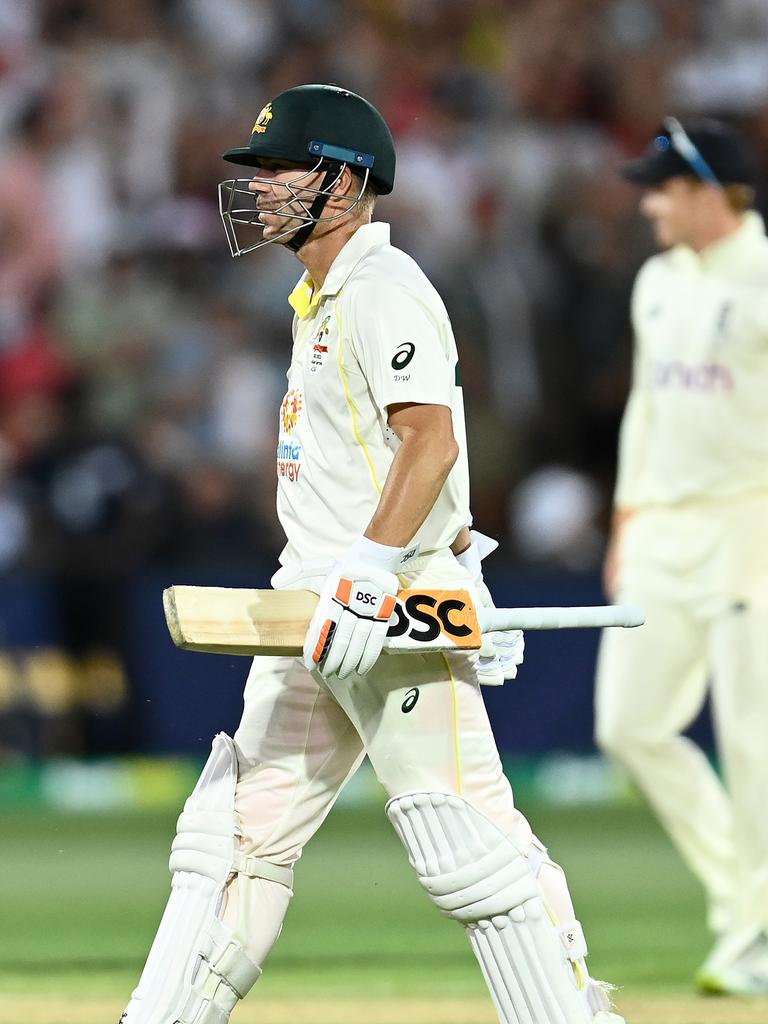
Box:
[2,0,768,581]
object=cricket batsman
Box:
[121,84,624,1024]
[596,117,768,995]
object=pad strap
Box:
[175,917,262,1022]
[560,920,588,963]
[233,852,294,889]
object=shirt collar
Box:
[287,222,390,319]
[697,210,765,271]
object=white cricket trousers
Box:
[226,550,579,949]
[595,495,768,935]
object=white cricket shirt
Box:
[274,221,470,566]
[615,211,768,508]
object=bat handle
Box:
[478,604,645,632]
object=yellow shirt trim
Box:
[288,279,320,319]
[335,307,383,494]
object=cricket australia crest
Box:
[310,316,331,373]
[251,102,273,135]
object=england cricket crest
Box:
[310,316,331,373]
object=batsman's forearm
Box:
[365,434,459,548]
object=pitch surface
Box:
[2,802,766,1024]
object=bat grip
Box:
[478,604,645,631]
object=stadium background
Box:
[2,3,768,1023]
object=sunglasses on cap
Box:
[657,117,721,187]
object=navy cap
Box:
[620,118,756,187]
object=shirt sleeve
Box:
[344,282,454,412]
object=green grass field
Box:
[2,799,766,1024]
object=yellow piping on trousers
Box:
[395,571,463,797]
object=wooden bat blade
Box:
[163,586,482,656]
[164,586,319,655]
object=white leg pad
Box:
[387,792,593,1024]
[121,733,292,1024]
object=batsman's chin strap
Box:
[286,161,342,253]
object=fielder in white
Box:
[121,84,623,1024]
[596,117,768,995]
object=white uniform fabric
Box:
[126,220,615,1022]
[597,212,768,937]
[274,221,470,567]
[233,552,611,1021]
[234,551,529,864]
[615,211,768,508]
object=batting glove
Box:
[456,530,525,686]
[303,536,402,679]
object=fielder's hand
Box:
[303,537,402,679]
[456,530,525,686]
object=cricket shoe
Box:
[695,927,768,995]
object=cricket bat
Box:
[163,586,644,656]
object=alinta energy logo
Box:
[277,389,303,482]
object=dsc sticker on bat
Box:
[385,591,481,651]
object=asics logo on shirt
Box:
[391,342,416,370]
[401,688,420,713]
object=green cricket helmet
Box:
[219,84,396,257]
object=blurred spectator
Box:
[15,382,174,752]
[55,249,175,431]
[19,382,172,577]
[0,0,764,576]
[0,99,61,341]
[0,0,767,751]
[84,0,179,207]
[0,437,28,570]
[510,465,603,570]
[180,0,280,72]
[533,165,648,487]
[206,302,285,471]
[168,461,270,567]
